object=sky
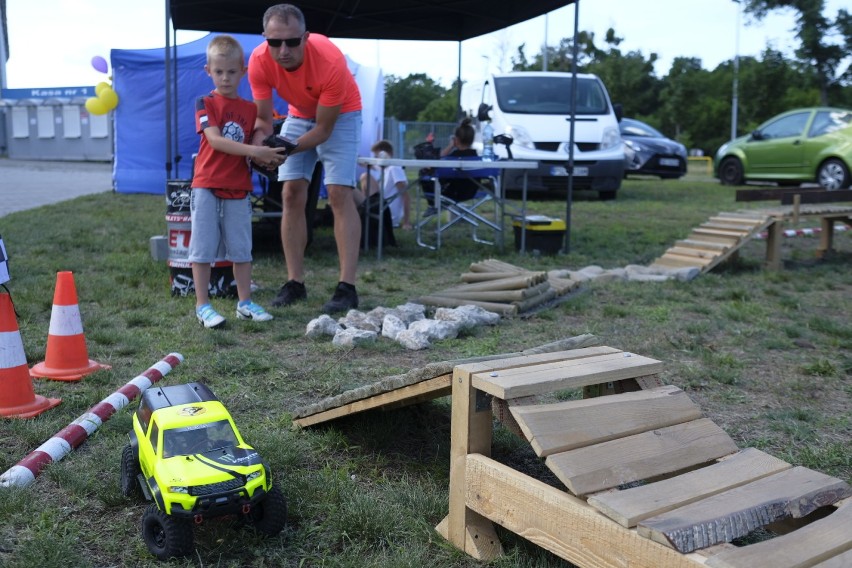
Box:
[3,0,848,90]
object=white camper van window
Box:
[11,107,29,138]
[37,106,56,138]
[89,113,109,139]
[62,105,82,139]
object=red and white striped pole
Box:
[0,353,184,489]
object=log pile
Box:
[418,259,580,316]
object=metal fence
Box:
[382,118,458,160]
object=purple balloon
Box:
[91,56,108,74]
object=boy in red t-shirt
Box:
[189,35,289,329]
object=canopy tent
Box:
[111,34,383,193]
[168,1,572,40]
[163,0,582,249]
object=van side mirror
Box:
[613,103,623,122]
[477,103,492,122]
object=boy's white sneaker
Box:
[196,304,226,329]
[236,300,273,322]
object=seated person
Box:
[420,118,481,207]
[438,117,480,202]
[357,140,411,229]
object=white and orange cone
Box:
[30,271,111,382]
[0,293,61,418]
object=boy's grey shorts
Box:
[187,188,253,264]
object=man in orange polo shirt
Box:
[249,3,362,314]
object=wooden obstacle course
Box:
[652,205,852,272]
[439,346,852,567]
[289,338,852,567]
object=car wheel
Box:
[719,157,744,185]
[120,444,140,498]
[141,503,194,560]
[247,485,288,537]
[598,190,617,201]
[817,159,850,190]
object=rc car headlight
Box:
[246,470,262,482]
[170,485,189,494]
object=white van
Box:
[462,71,624,200]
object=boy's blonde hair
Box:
[207,35,245,64]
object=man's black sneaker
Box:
[270,280,307,307]
[322,282,358,314]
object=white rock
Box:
[395,329,431,350]
[408,319,461,341]
[381,314,407,340]
[435,305,500,329]
[332,328,378,347]
[305,315,343,338]
[395,302,427,325]
[627,273,671,282]
[338,310,380,332]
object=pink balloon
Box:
[91,56,108,74]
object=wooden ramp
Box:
[652,204,852,273]
[439,346,852,568]
[290,334,600,428]
[650,212,775,272]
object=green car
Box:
[715,107,852,190]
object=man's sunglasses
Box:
[266,35,304,48]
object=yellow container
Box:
[512,216,566,254]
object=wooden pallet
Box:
[439,347,852,567]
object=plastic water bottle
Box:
[482,122,494,161]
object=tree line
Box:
[384,0,851,157]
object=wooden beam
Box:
[510,386,703,457]
[462,454,703,568]
[781,189,852,205]
[470,351,663,400]
[639,466,852,554]
[444,362,502,559]
[704,501,852,568]
[292,375,452,428]
[546,418,739,496]
[588,448,791,527]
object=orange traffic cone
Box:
[0,293,61,418]
[30,271,111,382]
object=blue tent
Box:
[110,33,383,194]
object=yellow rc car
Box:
[120,382,286,560]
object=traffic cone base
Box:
[30,359,111,382]
[0,294,62,418]
[30,271,110,382]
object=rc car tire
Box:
[718,157,744,185]
[120,444,140,498]
[247,485,287,537]
[141,503,194,560]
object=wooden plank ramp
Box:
[290,334,600,428]
[651,212,775,272]
[450,346,852,567]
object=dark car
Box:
[620,117,688,179]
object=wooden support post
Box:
[437,363,503,560]
[765,219,783,271]
[816,215,849,258]
[792,194,800,225]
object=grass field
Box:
[0,177,849,567]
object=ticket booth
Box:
[1,87,112,162]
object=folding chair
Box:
[415,156,502,250]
